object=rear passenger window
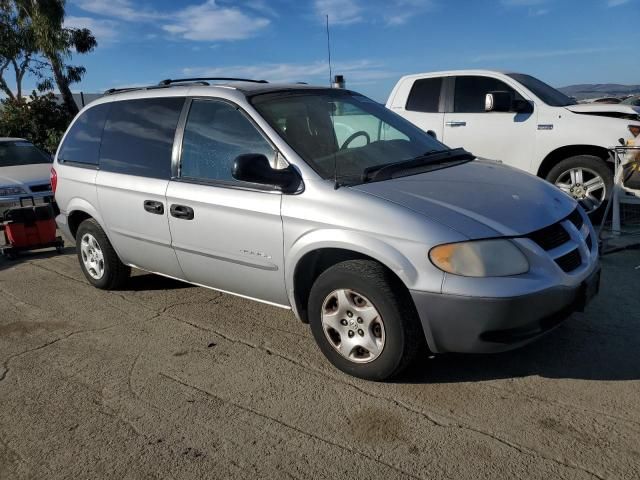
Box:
[180,100,275,183]
[406,78,442,113]
[454,76,523,113]
[58,103,110,166]
[100,98,184,179]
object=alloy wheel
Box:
[554,167,606,214]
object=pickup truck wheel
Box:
[76,218,130,290]
[546,155,612,219]
[308,259,425,381]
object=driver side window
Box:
[453,76,524,113]
[180,99,276,183]
[330,101,408,149]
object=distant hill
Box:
[559,83,640,100]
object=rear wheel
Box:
[308,260,425,381]
[546,155,612,219]
[76,218,130,290]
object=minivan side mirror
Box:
[485,91,513,112]
[232,153,300,193]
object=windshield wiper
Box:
[361,148,474,183]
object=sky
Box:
[14,0,640,101]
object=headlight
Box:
[430,239,529,277]
[629,125,640,138]
[0,185,27,197]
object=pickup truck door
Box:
[389,76,446,141]
[442,75,537,173]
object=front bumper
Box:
[0,193,53,213]
[410,265,601,354]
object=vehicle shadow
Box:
[126,273,193,292]
[400,250,640,383]
[0,244,192,292]
[401,316,639,383]
[0,245,75,273]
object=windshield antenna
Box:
[326,15,333,87]
[325,14,339,189]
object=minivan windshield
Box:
[507,73,575,107]
[0,141,51,167]
[252,90,458,184]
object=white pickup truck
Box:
[387,70,640,216]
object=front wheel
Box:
[546,155,613,219]
[308,260,425,381]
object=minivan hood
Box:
[565,103,640,119]
[352,160,576,238]
[0,164,51,187]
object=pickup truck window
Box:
[454,76,523,113]
[406,78,442,113]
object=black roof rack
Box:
[158,77,268,86]
[103,77,272,96]
[104,87,147,95]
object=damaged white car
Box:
[387,70,640,217]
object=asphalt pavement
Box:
[0,244,639,479]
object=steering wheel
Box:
[340,131,370,150]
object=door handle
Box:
[170,204,194,220]
[143,200,164,215]
[445,121,467,127]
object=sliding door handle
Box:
[170,204,194,220]
[445,121,467,127]
[143,200,164,215]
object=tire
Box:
[76,218,130,290]
[546,155,613,221]
[308,259,425,381]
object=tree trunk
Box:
[0,60,16,100]
[11,59,22,100]
[49,54,78,116]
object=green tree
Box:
[11,0,97,115]
[0,92,72,153]
[0,3,40,100]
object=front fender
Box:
[284,228,421,314]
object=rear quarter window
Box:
[58,103,111,166]
[99,97,185,179]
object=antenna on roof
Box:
[326,14,333,88]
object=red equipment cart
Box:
[0,197,64,259]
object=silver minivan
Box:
[53,79,600,380]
